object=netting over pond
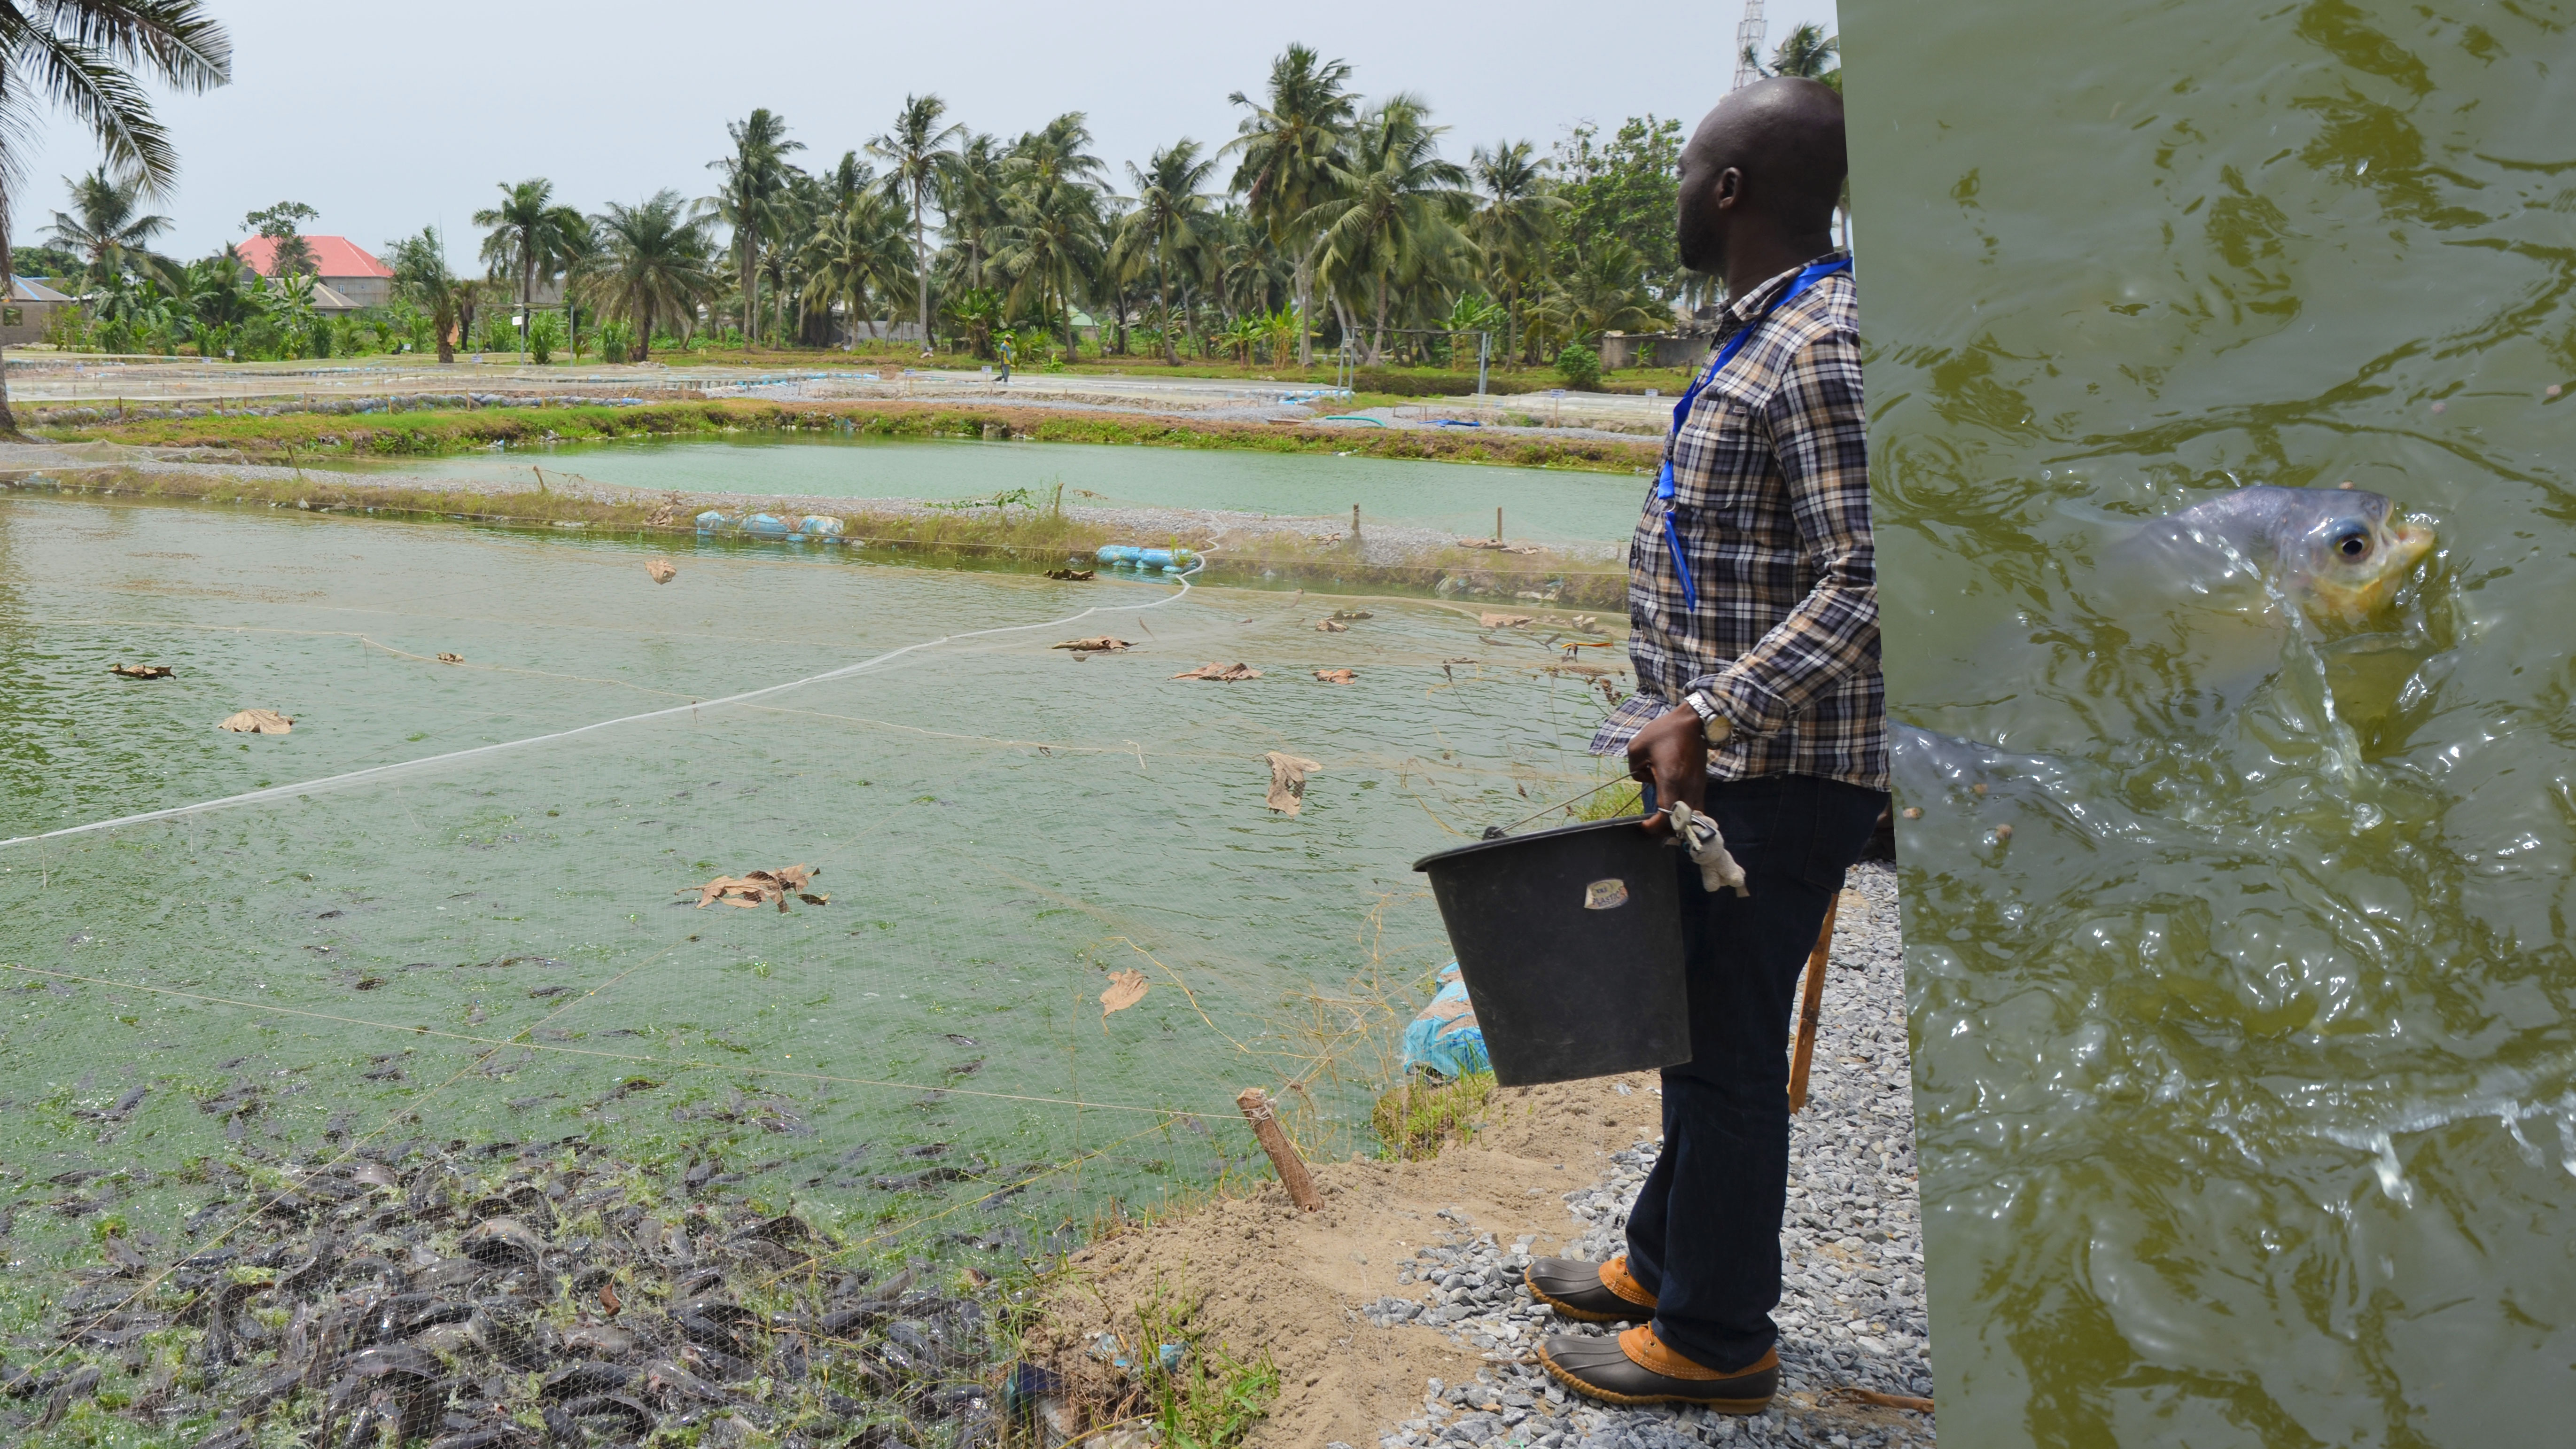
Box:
[0,495,1636,1291]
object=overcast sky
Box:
[10,0,1838,268]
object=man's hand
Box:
[1627,707,1718,833]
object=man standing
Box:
[1525,78,1886,1414]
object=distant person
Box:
[1523,77,1886,1415]
[996,335,1014,387]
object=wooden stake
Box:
[1236,1087,1323,1211]
[1787,891,1843,1113]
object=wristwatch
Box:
[1684,691,1733,746]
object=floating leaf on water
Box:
[1264,752,1324,815]
[1170,662,1260,681]
[1099,968,1148,1025]
[1052,636,1128,652]
[1479,613,1535,629]
[1330,609,1373,620]
[646,557,677,584]
[108,663,173,679]
[1045,568,1095,581]
[682,864,821,911]
[435,652,464,664]
[1313,669,1357,685]
[218,709,294,734]
[1314,618,1349,632]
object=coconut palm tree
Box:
[801,189,913,346]
[1468,140,1562,370]
[1113,140,1218,366]
[472,178,588,353]
[870,94,962,351]
[1536,236,1668,348]
[1747,23,1840,88]
[388,228,468,363]
[585,191,716,361]
[1304,96,1472,364]
[705,109,801,343]
[938,131,1007,291]
[1225,45,1355,368]
[990,113,1107,360]
[45,166,174,288]
[0,2,230,433]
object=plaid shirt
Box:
[1588,251,1886,792]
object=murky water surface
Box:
[1850,0,2574,1441]
[0,494,1623,1304]
[323,433,1645,544]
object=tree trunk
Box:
[1371,274,1390,366]
[740,234,757,346]
[913,186,931,351]
[1157,252,1178,366]
[0,203,20,437]
[1293,245,1314,368]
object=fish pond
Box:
[318,432,1650,547]
[1854,0,2576,1442]
[0,493,1635,1405]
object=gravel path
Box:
[1357,864,1931,1448]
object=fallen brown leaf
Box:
[436,652,464,664]
[646,557,678,584]
[1480,613,1535,629]
[680,864,823,912]
[219,709,294,734]
[1100,967,1149,1026]
[1314,618,1348,632]
[1313,669,1356,684]
[109,664,173,679]
[1053,636,1129,652]
[1264,752,1324,815]
[1171,662,1261,681]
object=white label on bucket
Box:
[1584,879,1629,911]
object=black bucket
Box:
[1412,815,1689,1087]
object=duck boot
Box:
[1537,1325,1778,1412]
[1523,1255,1657,1323]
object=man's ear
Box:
[1712,166,1745,212]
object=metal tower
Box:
[1732,0,1768,91]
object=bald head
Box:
[1677,78,1847,280]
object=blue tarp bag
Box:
[1399,961,1492,1080]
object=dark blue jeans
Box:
[1622,772,1889,1372]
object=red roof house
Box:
[233,235,394,309]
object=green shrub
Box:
[527,311,563,365]
[599,320,634,365]
[1555,343,1603,391]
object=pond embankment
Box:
[1029,865,1931,1449]
[0,424,1634,608]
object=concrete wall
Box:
[0,301,66,347]
[323,275,394,309]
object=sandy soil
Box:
[1027,1074,1673,1449]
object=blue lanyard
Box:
[1655,256,1852,611]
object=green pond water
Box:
[0,493,1626,1295]
[322,433,1647,545]
[1852,0,2575,1441]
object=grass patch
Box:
[28,398,1661,475]
[1576,778,1647,821]
[1371,1071,1501,1161]
[1059,1276,1280,1449]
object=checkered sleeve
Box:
[1686,329,1877,735]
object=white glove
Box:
[1666,801,1749,897]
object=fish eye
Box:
[2335,531,2371,561]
